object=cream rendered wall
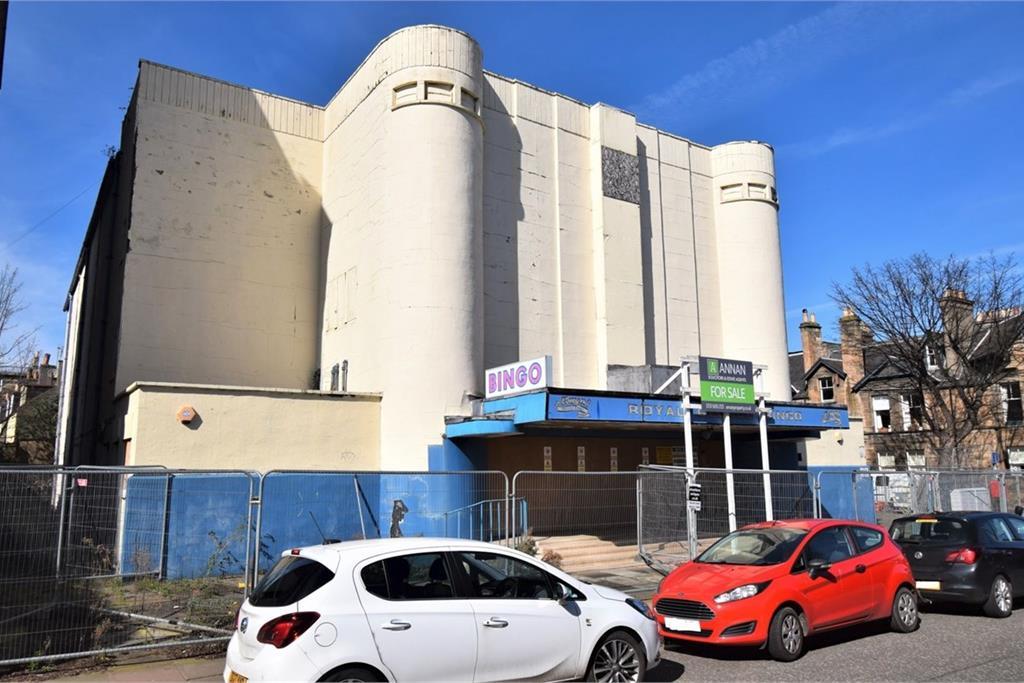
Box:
[482,75,600,388]
[478,81,784,392]
[801,418,866,468]
[118,63,324,394]
[120,383,381,471]
[592,106,645,373]
[636,126,708,365]
[319,26,484,470]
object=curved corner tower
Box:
[710,141,789,400]
[321,26,484,469]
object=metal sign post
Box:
[723,413,737,532]
[656,358,699,558]
[758,396,774,521]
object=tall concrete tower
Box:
[710,141,789,399]
[321,26,484,469]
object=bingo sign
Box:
[485,356,552,399]
[699,356,756,414]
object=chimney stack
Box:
[939,288,974,368]
[839,307,868,418]
[799,308,823,373]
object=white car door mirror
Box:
[554,582,570,605]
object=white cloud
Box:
[632,4,942,126]
[945,70,1024,106]
[778,69,1024,159]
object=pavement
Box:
[649,602,1024,682]
[38,655,222,682]
[23,557,1024,683]
[574,563,664,597]
[37,602,1024,682]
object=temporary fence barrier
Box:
[0,466,258,668]
[511,471,642,544]
[1006,472,1024,512]
[635,467,693,572]
[5,462,1021,669]
[931,471,1006,513]
[254,470,510,578]
[815,469,1013,528]
[689,467,815,538]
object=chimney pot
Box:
[802,309,809,322]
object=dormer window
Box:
[925,345,942,370]
[819,376,835,403]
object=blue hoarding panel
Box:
[811,467,877,523]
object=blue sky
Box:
[1,2,1023,357]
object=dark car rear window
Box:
[250,556,334,607]
[890,518,967,545]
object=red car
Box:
[653,519,918,661]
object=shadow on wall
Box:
[637,137,658,367]
[68,65,325,468]
[481,79,525,370]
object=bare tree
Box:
[832,252,1024,468]
[0,265,36,368]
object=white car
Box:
[224,538,661,682]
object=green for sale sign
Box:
[699,356,756,414]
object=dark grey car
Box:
[890,511,1024,617]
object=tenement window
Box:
[1001,382,1023,425]
[900,393,924,430]
[877,453,896,469]
[906,450,926,470]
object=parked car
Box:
[225,537,662,682]
[652,519,918,662]
[890,511,1024,617]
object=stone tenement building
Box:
[793,298,1024,471]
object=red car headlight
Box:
[713,581,771,605]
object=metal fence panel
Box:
[0,467,257,667]
[692,468,816,537]
[510,471,648,574]
[1005,473,1024,513]
[256,470,510,578]
[635,467,692,572]
[931,471,1005,513]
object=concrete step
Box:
[533,534,629,548]
[534,535,645,573]
[546,545,640,561]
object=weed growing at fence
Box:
[514,532,538,557]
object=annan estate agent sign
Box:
[699,356,755,414]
